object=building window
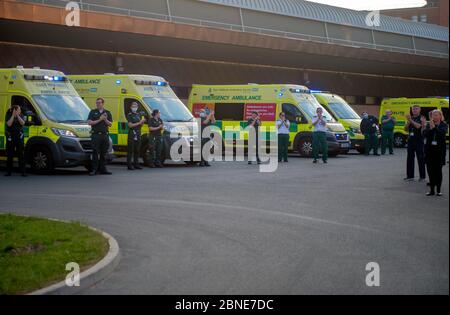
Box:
[426,0,438,8]
[420,14,428,23]
[345,96,356,105]
[411,15,419,22]
[365,97,377,105]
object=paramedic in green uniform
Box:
[199,107,216,167]
[126,102,146,170]
[247,111,261,165]
[4,104,26,177]
[381,110,396,155]
[87,98,113,176]
[277,112,290,163]
[360,112,380,156]
[148,109,164,168]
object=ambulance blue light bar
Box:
[24,75,68,82]
[290,88,311,94]
[134,80,168,87]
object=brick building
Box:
[382,0,449,27]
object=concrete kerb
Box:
[24,219,121,295]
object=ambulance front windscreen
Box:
[33,95,91,123]
[144,97,194,122]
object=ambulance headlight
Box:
[182,136,196,143]
[163,125,175,133]
[52,128,77,138]
[350,127,361,134]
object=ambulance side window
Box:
[214,103,245,121]
[423,107,437,120]
[282,103,307,124]
[442,108,449,124]
[124,98,148,118]
[411,107,436,120]
[12,95,41,125]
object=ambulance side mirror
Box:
[296,115,307,124]
[25,112,41,126]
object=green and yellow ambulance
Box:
[0,67,98,172]
[313,92,365,154]
[379,97,449,147]
[188,84,350,157]
[69,74,196,165]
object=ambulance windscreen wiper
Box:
[167,118,195,123]
[59,120,87,124]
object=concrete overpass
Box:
[0,0,448,101]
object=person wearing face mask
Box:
[360,112,380,156]
[126,102,146,170]
[277,112,290,163]
[199,107,216,167]
[423,110,448,196]
[381,110,397,155]
[404,105,427,182]
[87,98,113,176]
[148,109,164,168]
[247,111,262,165]
[311,107,329,164]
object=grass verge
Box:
[0,214,108,295]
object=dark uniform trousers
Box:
[407,136,426,179]
[6,132,25,174]
[364,133,379,155]
[91,133,109,173]
[426,161,443,192]
[248,133,261,162]
[313,131,328,162]
[381,131,394,155]
[278,134,289,162]
[127,134,141,168]
[149,134,162,164]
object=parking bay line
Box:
[18,193,383,234]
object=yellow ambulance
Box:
[379,98,449,147]
[69,74,196,165]
[0,67,98,172]
[313,92,365,154]
[188,84,350,157]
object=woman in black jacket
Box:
[423,110,448,196]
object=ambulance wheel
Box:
[30,146,54,173]
[298,138,313,157]
[394,134,407,148]
[329,152,339,158]
[160,153,166,166]
[84,162,93,172]
[142,143,152,167]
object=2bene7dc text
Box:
[175,299,275,312]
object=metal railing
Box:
[17,0,450,59]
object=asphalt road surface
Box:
[1,149,448,295]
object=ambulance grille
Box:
[80,140,93,151]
